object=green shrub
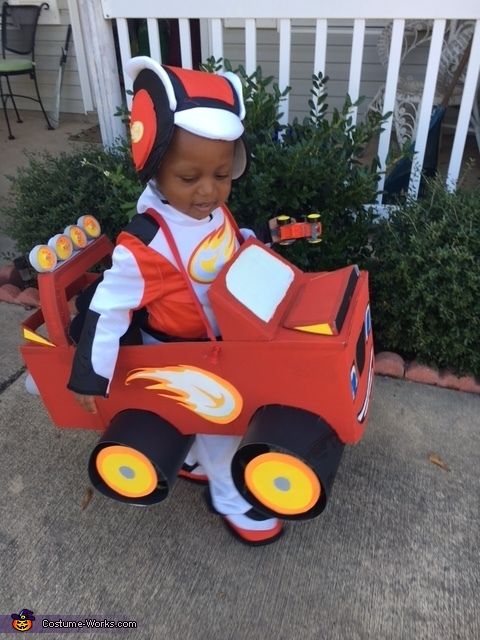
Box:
[2,144,142,255]
[369,177,480,377]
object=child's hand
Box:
[73,392,97,414]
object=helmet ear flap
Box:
[130,69,175,184]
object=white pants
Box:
[184,435,252,515]
[140,329,253,517]
[185,436,281,532]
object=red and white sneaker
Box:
[222,513,284,546]
[178,462,208,484]
[204,487,284,546]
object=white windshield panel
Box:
[225,245,295,322]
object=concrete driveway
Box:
[0,301,479,639]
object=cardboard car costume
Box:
[21,231,374,519]
[19,59,374,521]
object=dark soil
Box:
[69,124,102,144]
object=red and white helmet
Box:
[125,56,248,184]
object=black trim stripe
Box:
[356,322,366,375]
[335,267,359,333]
[68,310,109,396]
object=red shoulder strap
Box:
[221,204,244,246]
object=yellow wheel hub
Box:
[95,445,158,498]
[244,452,321,516]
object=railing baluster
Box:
[278,19,291,126]
[210,18,224,62]
[447,19,480,191]
[408,19,446,199]
[376,19,405,201]
[116,17,133,107]
[245,19,257,75]
[147,18,162,63]
[347,19,366,127]
[314,19,327,76]
[179,18,193,68]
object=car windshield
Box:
[225,244,295,321]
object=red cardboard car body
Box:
[20,234,374,517]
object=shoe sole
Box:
[178,469,208,484]
[221,518,285,547]
[203,487,285,546]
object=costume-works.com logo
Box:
[11,609,35,632]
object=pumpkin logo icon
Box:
[11,609,35,632]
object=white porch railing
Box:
[91,1,480,202]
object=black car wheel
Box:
[89,409,193,505]
[232,405,344,520]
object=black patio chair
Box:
[0,1,53,139]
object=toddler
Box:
[68,56,283,546]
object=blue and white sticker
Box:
[350,364,359,399]
[364,304,372,340]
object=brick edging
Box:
[0,280,39,307]
[374,351,480,395]
[2,263,479,395]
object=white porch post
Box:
[77,0,126,147]
[66,0,94,112]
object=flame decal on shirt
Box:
[126,365,243,424]
[188,219,236,283]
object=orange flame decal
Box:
[188,219,236,283]
[126,365,243,424]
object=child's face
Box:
[155,128,235,220]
